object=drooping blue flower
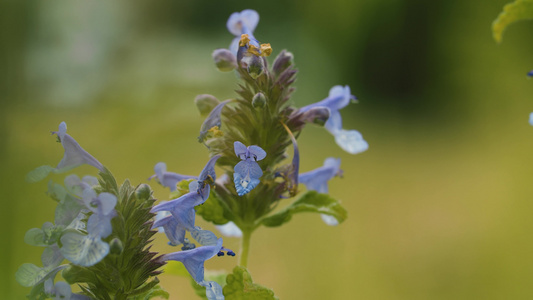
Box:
[529,112,533,126]
[160,237,222,283]
[299,157,343,225]
[528,70,533,77]
[233,141,266,196]
[300,86,368,154]
[227,9,260,56]
[26,122,104,183]
[148,162,197,192]
[199,100,232,143]
[53,122,104,172]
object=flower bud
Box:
[272,50,294,75]
[302,107,330,126]
[242,55,264,79]
[135,183,152,201]
[109,238,124,255]
[195,94,220,116]
[212,49,237,72]
[252,92,266,109]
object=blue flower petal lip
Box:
[233,142,266,195]
[60,232,110,267]
[203,281,224,300]
[226,9,259,37]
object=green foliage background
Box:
[2,0,533,299]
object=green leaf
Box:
[97,167,118,195]
[259,191,347,227]
[131,284,169,300]
[129,279,169,300]
[26,165,55,183]
[195,190,230,225]
[223,266,278,300]
[493,0,533,42]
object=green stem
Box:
[239,229,252,268]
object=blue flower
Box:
[53,122,104,172]
[300,86,368,154]
[227,9,260,55]
[151,155,220,232]
[160,237,223,282]
[161,238,225,300]
[26,122,104,183]
[152,212,192,248]
[528,70,533,77]
[60,189,117,267]
[529,112,533,126]
[299,158,343,225]
[149,162,197,192]
[233,141,266,196]
[198,100,232,143]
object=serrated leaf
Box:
[26,165,55,183]
[223,266,278,300]
[131,284,170,300]
[493,0,533,42]
[195,191,230,225]
[98,167,118,195]
[260,191,347,227]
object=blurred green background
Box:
[2,0,533,299]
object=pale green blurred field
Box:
[2,1,533,299]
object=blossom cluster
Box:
[18,8,368,300]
